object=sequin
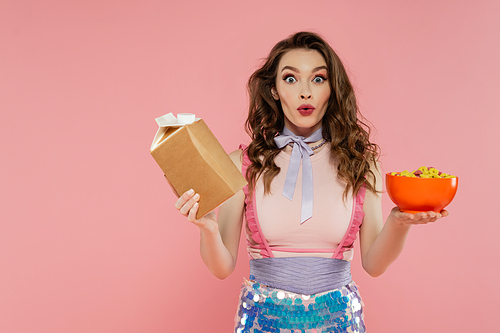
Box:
[352,298,361,312]
[234,279,365,333]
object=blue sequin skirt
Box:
[234,278,366,333]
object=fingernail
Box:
[187,189,194,195]
[193,193,200,200]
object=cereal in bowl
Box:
[390,166,456,179]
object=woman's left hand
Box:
[389,207,449,226]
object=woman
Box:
[175,31,448,333]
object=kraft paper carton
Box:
[150,113,247,219]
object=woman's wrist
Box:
[386,209,414,229]
[198,220,219,236]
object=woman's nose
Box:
[300,84,312,99]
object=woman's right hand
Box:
[174,189,218,233]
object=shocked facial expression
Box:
[272,49,331,137]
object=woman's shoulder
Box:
[366,159,382,191]
[229,148,244,172]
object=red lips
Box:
[297,104,315,116]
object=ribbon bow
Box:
[274,127,323,224]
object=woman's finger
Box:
[179,193,200,215]
[187,202,200,222]
[174,189,195,210]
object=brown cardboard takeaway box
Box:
[150,113,247,219]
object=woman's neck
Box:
[283,122,322,138]
[281,138,327,155]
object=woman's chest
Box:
[254,154,353,249]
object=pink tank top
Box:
[239,144,366,261]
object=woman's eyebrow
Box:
[281,65,328,73]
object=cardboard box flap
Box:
[150,113,200,151]
[155,113,178,127]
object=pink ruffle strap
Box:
[332,185,366,260]
[239,144,271,259]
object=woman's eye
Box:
[284,76,296,84]
[313,76,326,83]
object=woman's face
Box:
[272,49,331,137]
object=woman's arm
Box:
[359,162,449,277]
[174,149,245,279]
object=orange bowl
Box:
[386,173,458,213]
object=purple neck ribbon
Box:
[274,126,324,224]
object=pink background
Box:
[1,1,499,332]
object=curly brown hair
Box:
[245,31,380,199]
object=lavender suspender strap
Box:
[249,257,352,295]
